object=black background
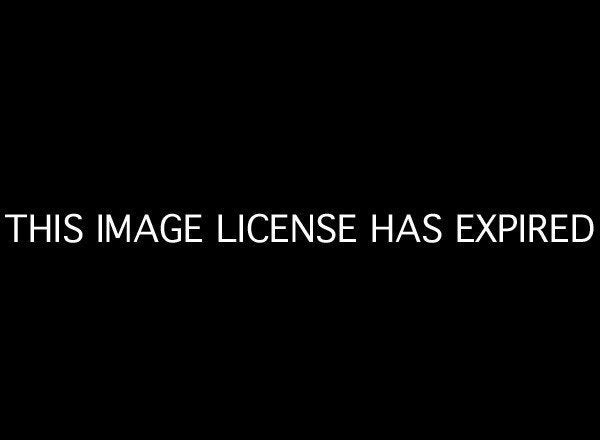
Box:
[1,6,597,434]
